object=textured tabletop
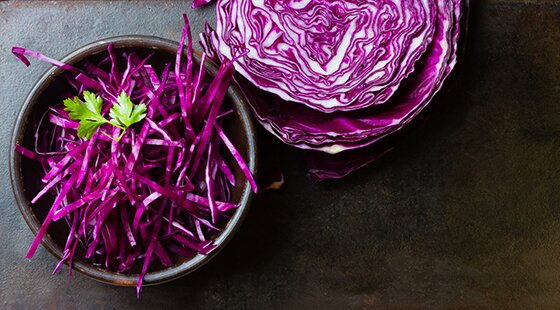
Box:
[1,1,560,309]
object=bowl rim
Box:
[9,35,258,287]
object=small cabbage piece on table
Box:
[192,0,214,8]
[13,14,256,297]
[212,0,464,180]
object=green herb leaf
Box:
[77,120,102,140]
[63,91,108,139]
[109,91,147,129]
[63,90,146,141]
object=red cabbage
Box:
[207,0,465,180]
[215,0,437,113]
[192,0,214,9]
[13,14,256,297]
[243,0,462,153]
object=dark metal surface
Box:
[1,0,559,308]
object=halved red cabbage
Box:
[216,0,437,112]
[243,0,463,154]
[208,0,464,180]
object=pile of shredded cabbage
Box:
[13,15,256,296]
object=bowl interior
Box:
[11,36,256,286]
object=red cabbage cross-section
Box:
[216,0,436,112]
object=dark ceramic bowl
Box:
[9,36,257,286]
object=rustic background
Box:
[1,0,560,308]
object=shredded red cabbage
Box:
[13,14,256,297]
[192,0,214,9]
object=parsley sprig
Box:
[63,91,147,140]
